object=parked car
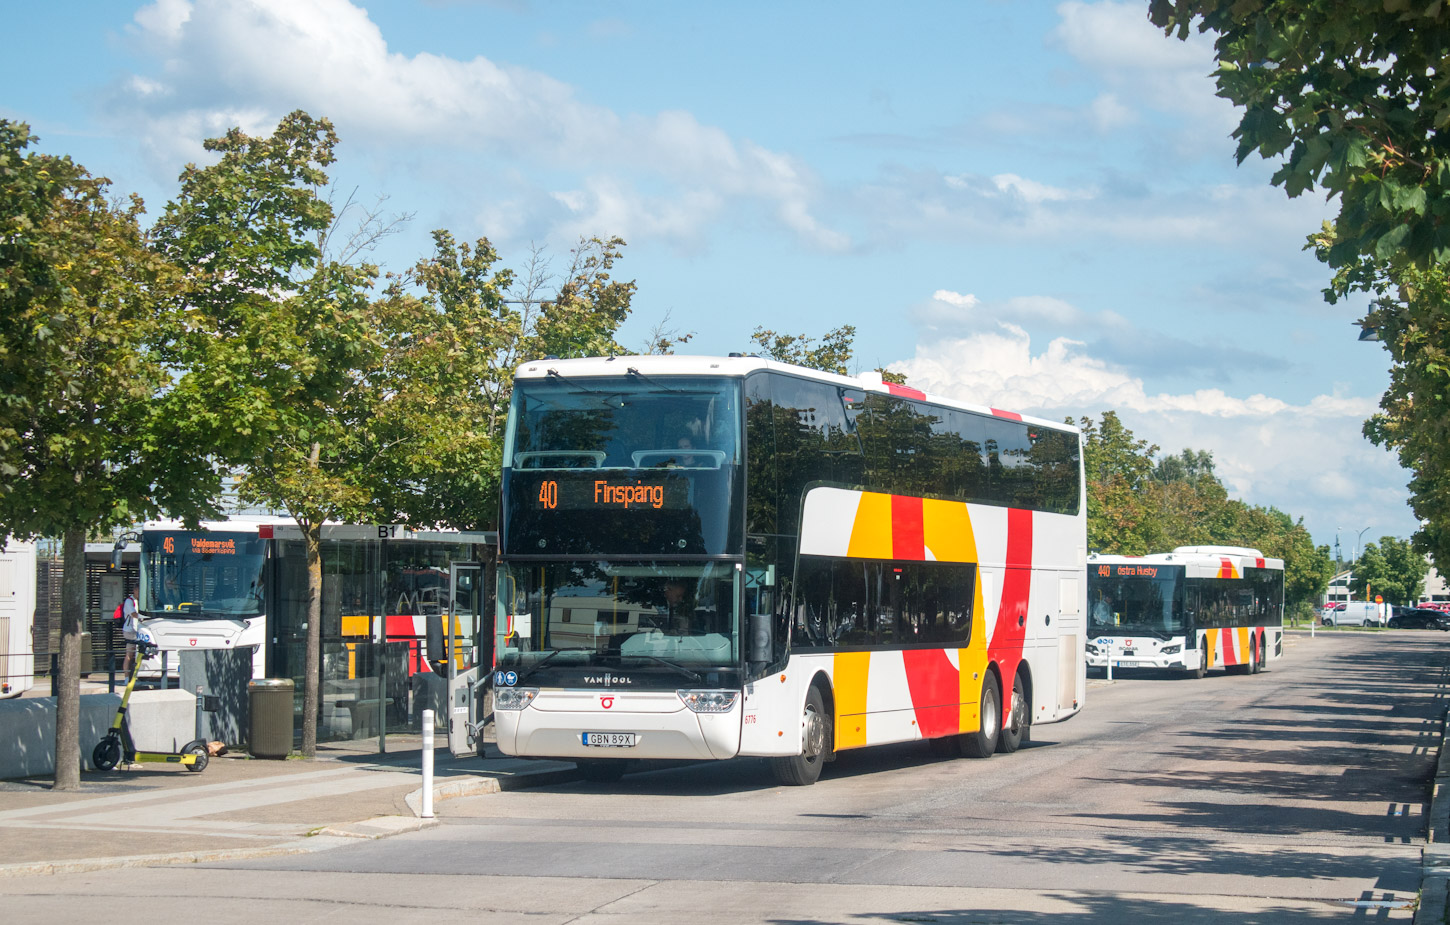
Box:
[1322,601,1385,627]
[1388,608,1450,630]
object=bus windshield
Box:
[1088,564,1185,638]
[498,561,740,672]
[502,376,741,557]
[141,531,267,619]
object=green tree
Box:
[1351,535,1428,605]
[154,113,639,755]
[1149,1,1450,585]
[377,231,637,530]
[0,122,221,788]
[750,324,857,375]
[1077,411,1158,554]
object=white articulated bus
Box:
[492,355,1088,785]
[1086,546,1285,679]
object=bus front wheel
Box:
[770,686,828,786]
[961,673,1000,759]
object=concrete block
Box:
[126,689,198,752]
[0,694,121,779]
[179,647,253,747]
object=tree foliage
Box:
[1150,1,1450,583]
[379,231,637,529]
[1351,535,1429,604]
[750,324,857,375]
[0,121,220,788]
[1150,1,1450,267]
[1079,411,1333,606]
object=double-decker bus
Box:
[492,355,1087,785]
[1086,546,1284,679]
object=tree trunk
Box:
[301,520,322,758]
[54,527,85,790]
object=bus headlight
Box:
[677,690,739,713]
[1161,644,1182,655]
[494,688,539,711]
[1085,643,1100,655]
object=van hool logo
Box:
[584,672,633,687]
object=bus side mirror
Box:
[109,542,125,570]
[749,612,772,668]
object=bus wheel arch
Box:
[961,666,1002,759]
[809,674,837,762]
[769,679,831,786]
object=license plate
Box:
[1115,661,1128,668]
[582,732,636,747]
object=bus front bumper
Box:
[494,689,742,761]
[1086,650,1191,671]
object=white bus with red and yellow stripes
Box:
[1086,546,1284,679]
[492,355,1087,784]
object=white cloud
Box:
[890,326,1416,545]
[1050,1,1237,151]
[117,0,847,251]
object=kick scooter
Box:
[92,633,209,772]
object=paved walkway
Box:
[0,737,577,876]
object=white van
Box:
[1323,601,1385,627]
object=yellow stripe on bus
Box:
[833,651,871,750]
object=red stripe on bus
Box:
[885,382,927,400]
[991,509,1034,657]
[902,648,963,738]
[891,494,925,561]
[990,409,1023,420]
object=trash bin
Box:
[248,678,295,758]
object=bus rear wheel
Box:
[997,672,1029,754]
[1248,635,1262,674]
[770,686,828,786]
[960,673,1000,759]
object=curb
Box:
[0,760,578,878]
[403,761,579,816]
[1416,709,1450,924]
[0,835,354,879]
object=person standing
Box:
[121,590,140,674]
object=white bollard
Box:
[1106,657,1113,682]
[421,708,435,819]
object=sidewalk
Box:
[0,736,577,877]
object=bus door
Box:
[445,562,484,756]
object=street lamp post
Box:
[1350,527,1371,601]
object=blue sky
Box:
[2,0,1417,555]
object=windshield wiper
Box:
[514,650,563,686]
[544,368,606,395]
[606,652,703,684]
[625,366,686,394]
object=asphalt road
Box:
[3,629,1445,923]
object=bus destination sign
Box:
[532,476,689,512]
[1098,564,1158,579]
